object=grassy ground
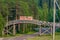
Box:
[27,35,60,40]
[27,36,52,40]
[2,31,35,38]
[1,32,60,40]
[27,32,60,40]
[26,31,36,34]
[2,34,23,38]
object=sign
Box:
[20,16,33,20]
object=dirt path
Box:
[3,32,39,40]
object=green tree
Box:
[43,2,48,21]
[0,0,10,36]
[0,13,5,36]
[37,7,43,20]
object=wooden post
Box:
[51,26,52,35]
[18,24,20,33]
[2,29,4,36]
[13,24,16,35]
[23,24,25,33]
[7,27,8,36]
[39,25,41,36]
[53,0,56,40]
[25,24,27,33]
[29,24,32,32]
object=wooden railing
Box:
[5,19,60,27]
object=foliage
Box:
[0,0,60,36]
[42,2,48,21]
[0,13,5,36]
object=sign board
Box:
[20,16,33,20]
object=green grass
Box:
[27,32,60,40]
[27,35,52,40]
[2,34,23,38]
[0,32,60,40]
[2,31,35,38]
[26,31,35,34]
[27,35,60,40]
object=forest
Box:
[0,0,60,37]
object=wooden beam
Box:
[13,24,16,35]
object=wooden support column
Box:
[18,24,20,33]
[23,24,25,33]
[13,24,16,35]
[39,25,41,36]
[7,26,8,36]
[51,26,52,35]
[25,23,27,33]
[2,29,4,36]
[30,24,32,32]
